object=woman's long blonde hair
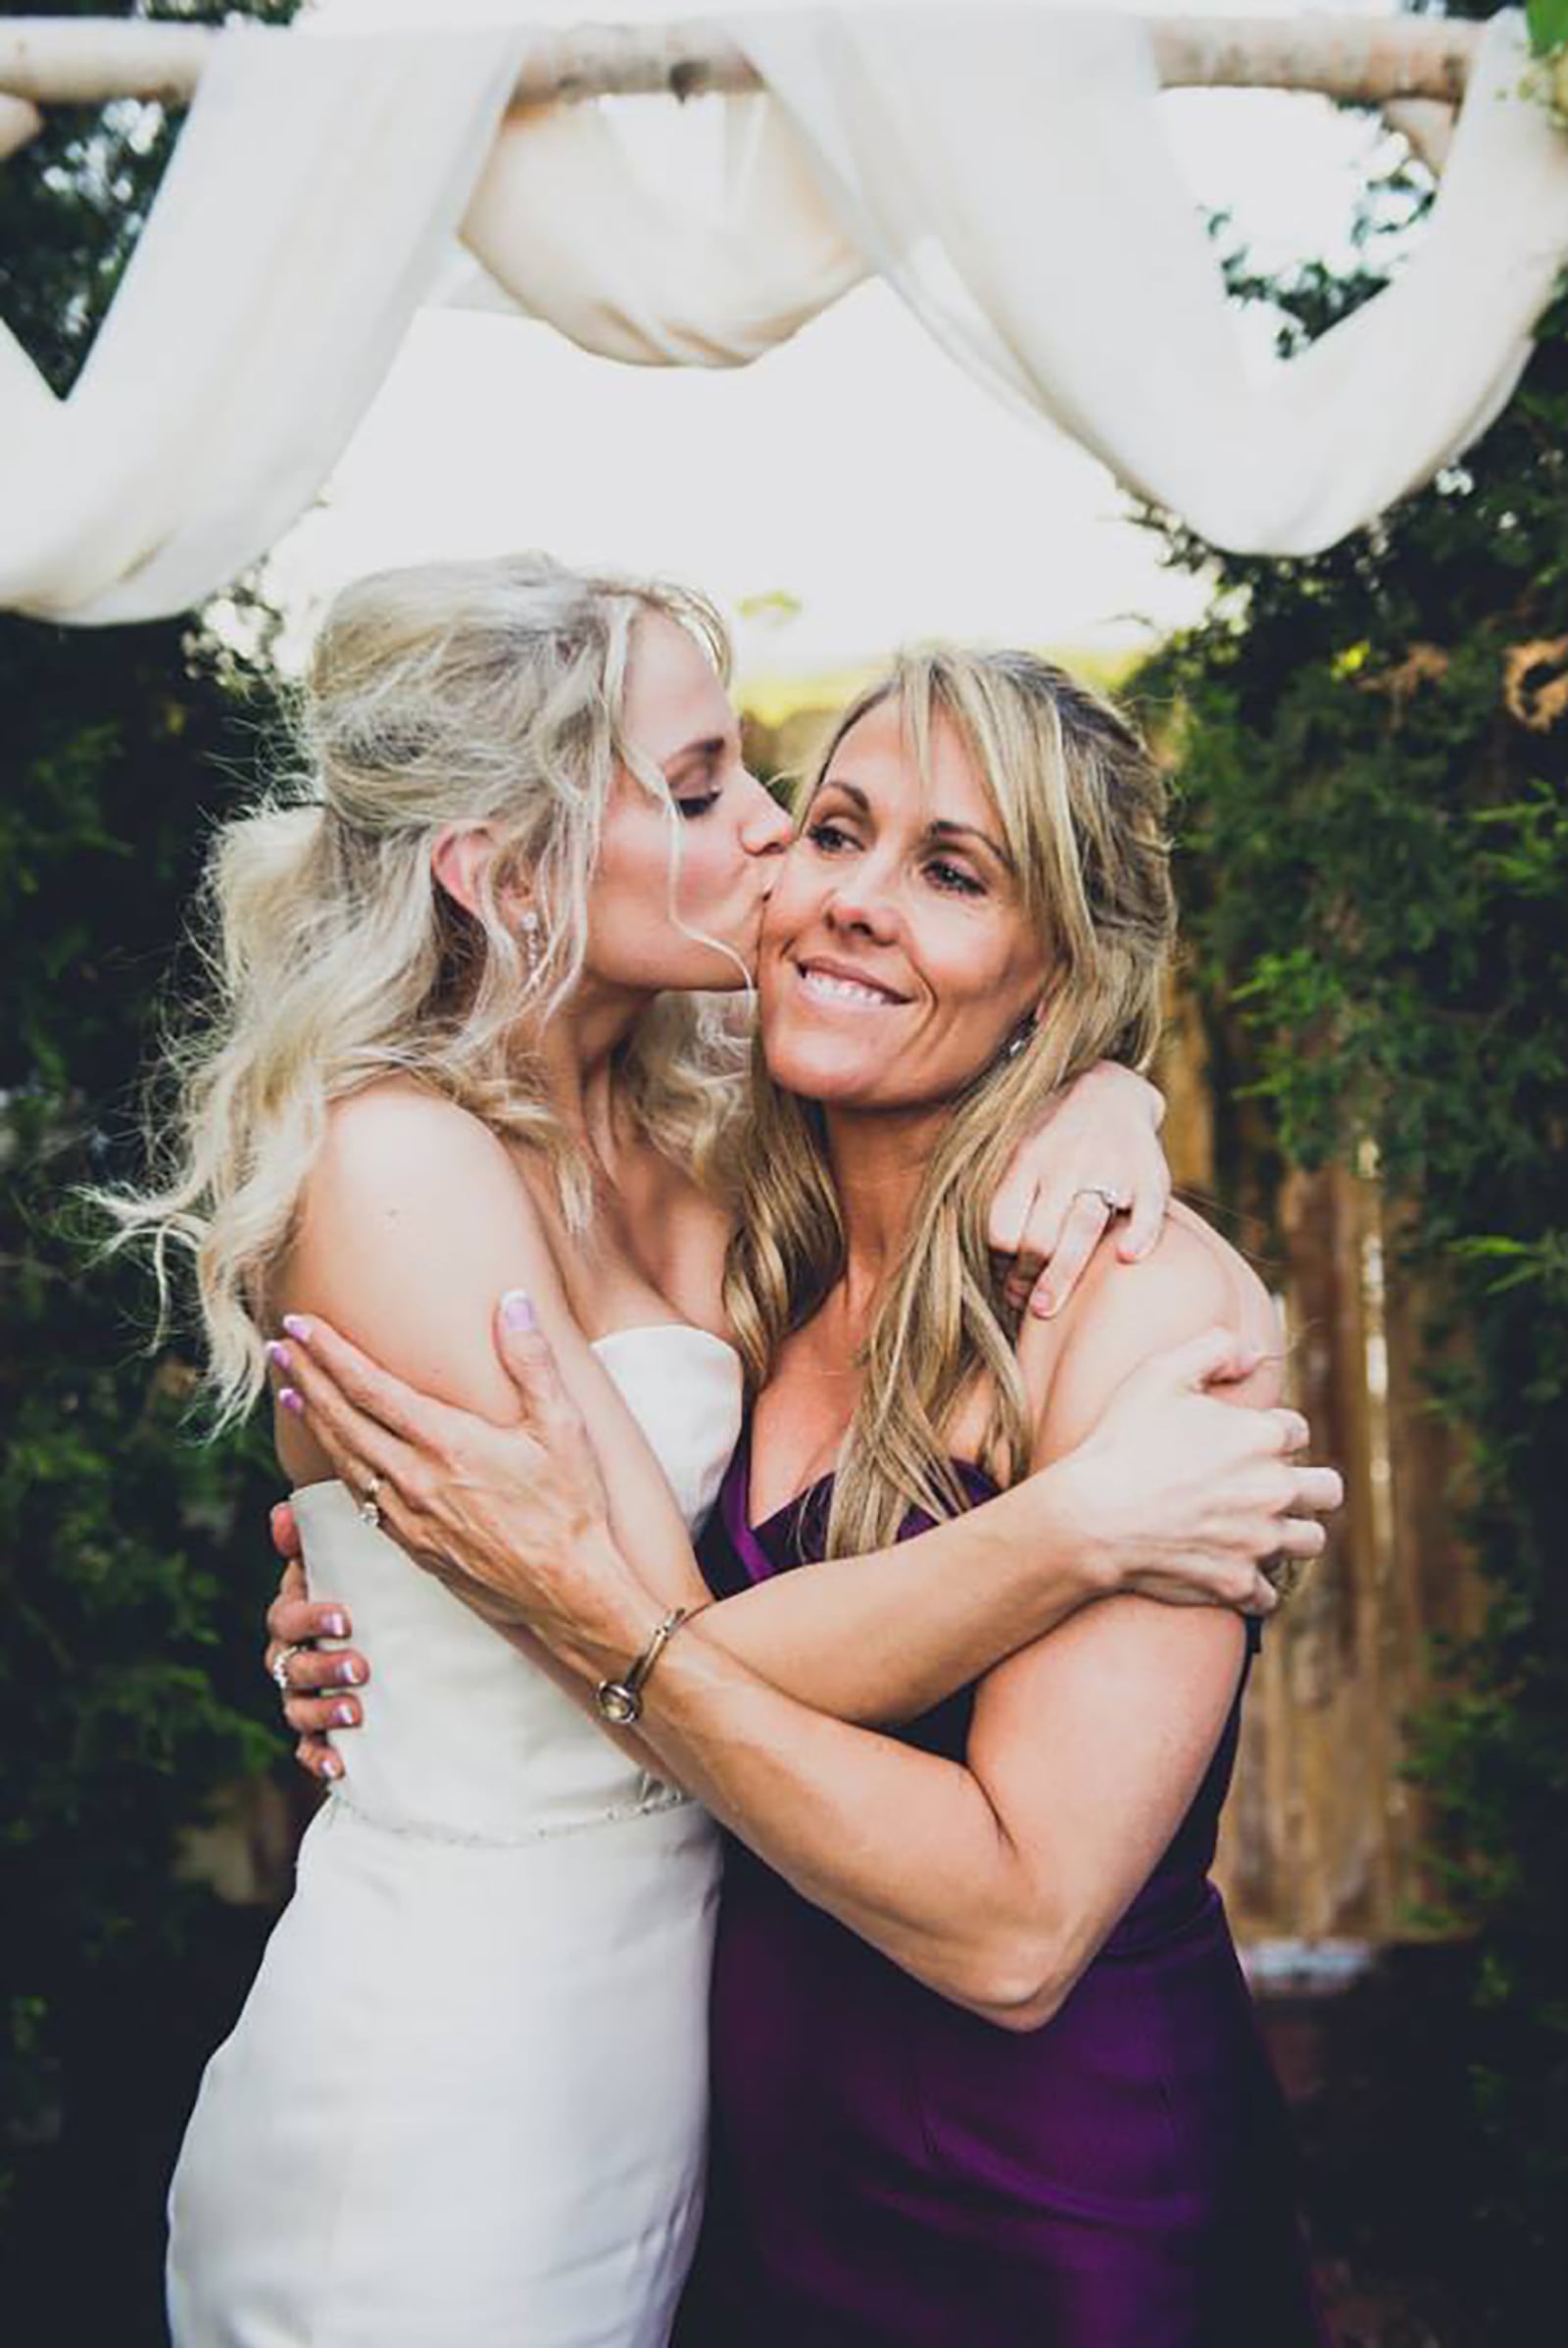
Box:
[104,552,746,1429]
[725,646,1177,1559]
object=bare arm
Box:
[443,1229,1299,2029]
[267,1054,1178,1761]
[272,1279,1333,1750]
[268,1082,726,1774]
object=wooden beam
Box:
[0,14,1486,114]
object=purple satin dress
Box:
[675,1428,1327,2348]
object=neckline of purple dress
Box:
[734,1411,1001,1549]
[675,1416,1325,2348]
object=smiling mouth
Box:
[795,960,909,1011]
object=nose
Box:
[823,861,900,947]
[740,770,794,859]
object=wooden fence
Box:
[1159,992,1482,1944]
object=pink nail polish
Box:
[267,1341,291,1371]
[278,1387,304,1416]
[320,1754,342,1781]
[323,1611,348,1639]
[281,1314,313,1342]
[501,1290,537,1332]
[332,1701,357,1727]
[336,1658,362,1687]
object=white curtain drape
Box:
[1,7,1563,623]
[738,6,1568,555]
[465,90,865,367]
[0,24,526,622]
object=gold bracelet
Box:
[594,1602,709,1726]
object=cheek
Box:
[922,918,1008,1003]
[672,821,745,912]
[920,923,1041,1044]
[760,851,824,939]
[581,835,675,976]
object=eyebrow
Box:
[818,776,1013,870]
[927,818,1014,870]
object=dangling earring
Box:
[520,907,544,981]
[1003,1017,1034,1063]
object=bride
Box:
[115,553,1328,2345]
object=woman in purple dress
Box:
[275,645,1334,2344]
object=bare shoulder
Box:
[312,1076,521,1204]
[1017,1198,1283,1457]
[280,1078,569,1414]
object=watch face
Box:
[598,1683,640,1726]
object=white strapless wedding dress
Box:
[167,1326,743,2348]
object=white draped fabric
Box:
[740,7,1568,555]
[465,89,866,367]
[0,25,528,622]
[1,7,1564,623]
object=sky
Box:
[270,0,1413,683]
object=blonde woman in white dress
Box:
[121,553,1298,2347]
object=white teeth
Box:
[801,967,901,1008]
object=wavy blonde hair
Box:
[725,646,1176,1559]
[103,552,748,1429]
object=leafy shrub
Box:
[1129,37,1568,2324]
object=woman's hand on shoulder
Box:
[269,1295,658,1670]
[1027,1217,1344,1613]
[987,1062,1170,1321]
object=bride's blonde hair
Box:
[104,552,746,1429]
[724,646,1177,1558]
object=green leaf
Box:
[1528,0,1568,60]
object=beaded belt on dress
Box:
[318,1773,698,1851]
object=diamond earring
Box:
[520,908,543,980]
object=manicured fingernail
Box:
[281,1315,312,1342]
[332,1701,357,1727]
[278,1387,304,1416]
[501,1290,537,1331]
[1032,1291,1056,1319]
[267,1341,291,1371]
[319,1754,341,1781]
[336,1658,362,1686]
[322,1611,348,1639]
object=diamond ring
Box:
[270,1640,308,1699]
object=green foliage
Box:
[1128,70,1568,2333]
[0,0,303,2313]
[1527,0,1568,60]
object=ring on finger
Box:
[356,1469,383,1531]
[1073,1183,1131,1214]
[270,1639,310,1698]
[1262,1552,1309,1600]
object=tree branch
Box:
[0,14,1486,114]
